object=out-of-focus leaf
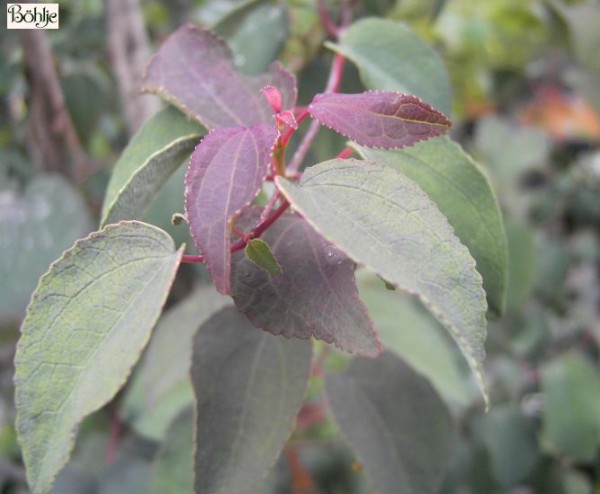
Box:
[541,352,600,462]
[327,18,452,114]
[101,106,203,227]
[120,286,229,439]
[51,466,97,494]
[14,222,183,494]
[0,175,93,323]
[552,1,600,73]
[191,307,312,494]
[244,238,282,277]
[505,220,537,313]
[475,116,550,186]
[62,70,109,143]
[535,465,594,494]
[535,235,570,305]
[232,210,381,356]
[277,160,488,405]
[152,407,194,494]
[185,124,278,293]
[142,165,193,250]
[143,24,297,129]
[357,136,507,315]
[98,454,152,494]
[309,91,451,149]
[214,0,289,75]
[479,406,539,487]
[326,352,454,494]
[357,272,471,407]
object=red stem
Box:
[281,108,310,147]
[325,53,345,93]
[182,253,205,264]
[336,147,354,159]
[105,410,122,464]
[181,200,290,265]
[317,0,339,39]
[230,200,290,252]
[287,54,346,173]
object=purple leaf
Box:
[185,124,278,294]
[308,91,451,149]
[143,24,297,129]
[232,208,382,356]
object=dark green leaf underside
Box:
[101,106,204,227]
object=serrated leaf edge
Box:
[276,166,489,408]
[308,90,451,151]
[101,133,202,227]
[14,221,183,494]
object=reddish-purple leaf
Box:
[308,91,451,149]
[185,124,278,294]
[143,24,297,129]
[231,208,382,356]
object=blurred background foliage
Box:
[1,0,600,492]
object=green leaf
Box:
[101,106,204,227]
[478,406,540,487]
[357,271,472,407]
[505,220,537,313]
[244,238,283,277]
[14,221,183,494]
[191,307,312,494]
[326,352,454,494]
[97,453,152,494]
[152,407,194,494]
[214,0,289,75]
[550,0,600,73]
[541,352,600,462]
[0,175,92,322]
[356,136,508,315]
[120,285,229,439]
[277,160,488,406]
[474,116,550,188]
[327,17,452,115]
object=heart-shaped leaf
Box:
[14,222,183,494]
[184,124,278,294]
[101,106,204,227]
[309,91,451,149]
[142,24,297,129]
[277,160,488,405]
[231,209,381,356]
[326,352,454,494]
[192,307,312,494]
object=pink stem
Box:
[260,191,281,223]
[230,200,290,253]
[288,54,346,173]
[181,201,290,265]
[105,410,122,464]
[317,0,339,38]
[325,53,345,94]
[336,147,354,159]
[281,108,310,146]
[182,253,205,264]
